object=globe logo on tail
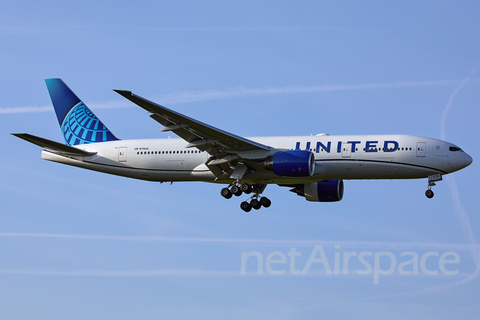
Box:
[61,102,117,146]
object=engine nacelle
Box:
[264,150,315,177]
[304,180,344,202]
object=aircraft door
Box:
[118,147,127,162]
[416,142,426,157]
[342,142,351,158]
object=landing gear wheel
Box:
[250,199,262,210]
[241,183,253,194]
[425,189,434,199]
[240,201,252,212]
[231,185,242,196]
[260,197,271,208]
[221,187,232,199]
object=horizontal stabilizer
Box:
[11,133,97,157]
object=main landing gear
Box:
[425,174,442,199]
[221,182,271,212]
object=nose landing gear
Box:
[425,174,442,199]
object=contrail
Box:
[447,176,480,265]
[0,80,461,115]
[441,64,480,283]
[131,26,344,32]
[0,26,328,35]
[403,64,480,296]
[0,105,51,114]
[0,268,469,278]
[0,232,476,251]
[0,268,239,277]
[0,25,420,35]
[440,65,480,140]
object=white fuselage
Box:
[41,134,471,184]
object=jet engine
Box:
[304,180,344,202]
[284,180,344,202]
[264,150,315,177]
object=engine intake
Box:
[264,150,315,177]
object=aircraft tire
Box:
[221,187,232,199]
[231,185,242,196]
[251,199,262,210]
[241,201,252,212]
[260,197,271,208]
[241,183,253,194]
[425,190,434,198]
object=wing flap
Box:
[12,133,97,157]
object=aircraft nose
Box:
[464,153,473,167]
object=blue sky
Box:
[1,1,480,319]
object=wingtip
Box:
[11,133,25,137]
[113,89,132,96]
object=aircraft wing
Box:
[12,133,97,157]
[114,90,271,154]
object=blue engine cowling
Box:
[264,150,315,177]
[304,180,344,202]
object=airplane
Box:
[13,78,473,212]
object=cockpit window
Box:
[449,146,463,152]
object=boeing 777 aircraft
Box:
[13,79,473,212]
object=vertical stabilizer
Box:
[45,78,119,146]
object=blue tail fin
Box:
[45,78,119,146]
